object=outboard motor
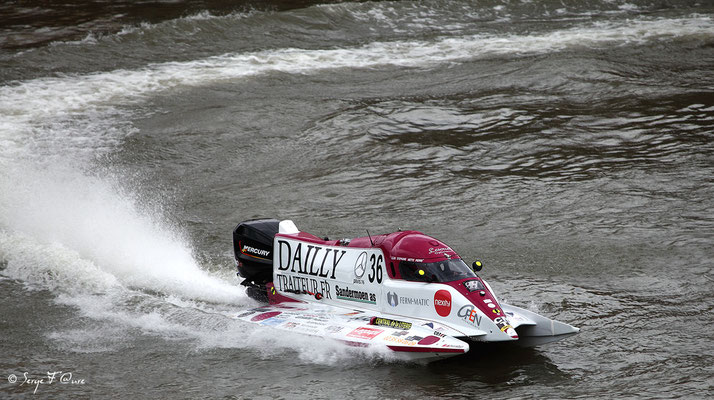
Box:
[232,218,279,301]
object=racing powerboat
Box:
[232,219,579,361]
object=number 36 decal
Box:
[368,254,383,283]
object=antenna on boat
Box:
[366,229,374,246]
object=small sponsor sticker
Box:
[260,318,285,326]
[370,317,412,330]
[383,336,417,346]
[417,336,442,346]
[347,327,383,340]
[251,311,282,322]
[463,279,485,292]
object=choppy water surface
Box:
[1,0,713,398]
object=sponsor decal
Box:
[417,336,441,346]
[428,246,452,255]
[241,244,270,258]
[283,322,298,329]
[335,285,376,304]
[275,238,385,295]
[392,257,424,262]
[434,290,452,317]
[277,239,346,279]
[457,305,483,327]
[294,314,329,322]
[260,318,285,326]
[298,325,321,335]
[275,274,332,299]
[371,317,412,330]
[251,311,282,322]
[392,330,409,337]
[353,251,367,284]
[386,292,399,307]
[296,320,324,330]
[384,336,418,346]
[422,322,434,329]
[274,305,306,311]
[494,316,516,336]
[488,303,496,308]
[398,295,430,307]
[463,279,485,292]
[432,331,446,338]
[325,326,344,333]
[347,327,383,340]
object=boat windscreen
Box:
[398,259,477,283]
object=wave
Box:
[2,15,711,164]
[27,0,648,50]
[319,0,649,33]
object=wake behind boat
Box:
[232,219,579,362]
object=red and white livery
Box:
[232,219,579,362]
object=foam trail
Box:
[45,288,394,364]
[0,162,243,303]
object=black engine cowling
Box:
[232,218,279,287]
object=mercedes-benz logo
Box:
[354,251,367,278]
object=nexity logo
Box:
[434,290,451,317]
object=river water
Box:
[1,0,713,398]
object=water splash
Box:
[0,162,242,304]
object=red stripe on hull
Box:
[387,346,465,354]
